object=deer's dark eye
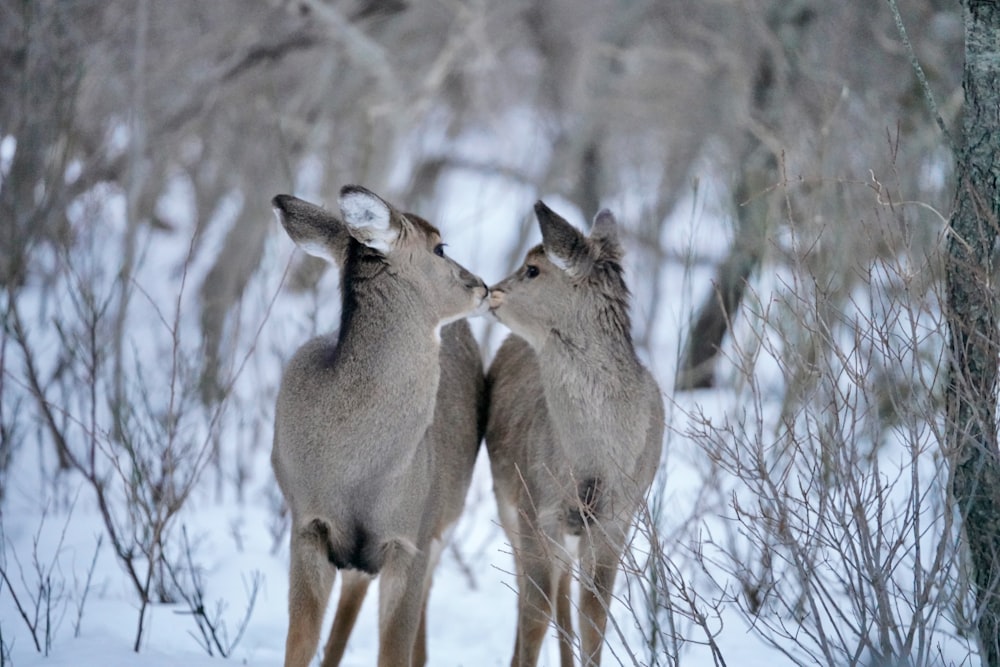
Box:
[525,265,539,279]
[434,243,446,257]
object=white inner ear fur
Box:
[546,249,573,274]
[274,207,340,264]
[340,191,396,253]
[295,238,340,264]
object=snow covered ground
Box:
[3,415,788,667]
[2,454,530,667]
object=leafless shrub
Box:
[623,194,970,666]
[0,510,64,655]
[164,525,260,657]
[2,194,283,651]
[265,483,288,556]
[0,501,100,656]
[574,142,993,667]
[621,481,730,667]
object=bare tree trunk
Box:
[0,2,80,290]
[673,148,771,390]
[112,0,149,441]
[675,1,816,390]
[947,3,1000,665]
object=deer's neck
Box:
[339,286,439,369]
[330,280,443,439]
[540,330,637,403]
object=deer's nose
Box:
[466,276,488,295]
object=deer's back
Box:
[273,328,438,517]
[273,321,483,534]
[426,320,486,533]
[485,335,561,512]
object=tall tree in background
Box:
[0,0,961,406]
[947,1,1000,664]
[674,1,960,391]
[675,0,817,389]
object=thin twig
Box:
[0,555,43,652]
[73,533,103,638]
[885,0,956,153]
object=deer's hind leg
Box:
[511,511,564,667]
[321,569,371,667]
[555,567,575,667]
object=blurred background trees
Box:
[0,0,962,389]
[1,0,981,662]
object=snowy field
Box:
[0,132,975,666]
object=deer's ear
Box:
[338,185,399,253]
[535,201,591,277]
[272,194,350,266]
[590,208,623,261]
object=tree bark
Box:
[947,2,1000,664]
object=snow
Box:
[2,459,617,666]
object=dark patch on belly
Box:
[306,519,383,574]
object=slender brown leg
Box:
[578,539,621,667]
[321,570,370,667]
[515,558,555,666]
[377,545,429,667]
[512,512,559,667]
[555,567,575,667]
[413,588,429,667]
[284,529,336,667]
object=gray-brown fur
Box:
[271,187,487,667]
[486,201,664,666]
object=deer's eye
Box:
[433,243,446,257]
[525,265,539,279]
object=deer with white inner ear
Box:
[486,201,664,667]
[270,186,488,667]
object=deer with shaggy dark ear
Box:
[271,187,488,667]
[486,201,664,667]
